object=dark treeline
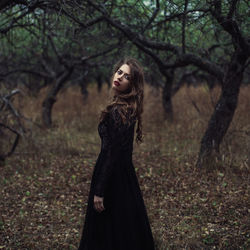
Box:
[0,0,249,168]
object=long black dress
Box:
[78,106,155,250]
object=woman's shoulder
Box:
[110,105,134,116]
[109,105,136,125]
[109,105,122,123]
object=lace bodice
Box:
[93,107,136,197]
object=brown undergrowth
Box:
[0,83,249,249]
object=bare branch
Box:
[141,0,160,34]
[86,0,224,79]
[182,0,188,54]
[165,53,224,81]
[0,69,51,79]
[155,8,209,26]
[60,8,105,29]
[0,123,20,159]
[209,0,250,54]
[227,0,238,19]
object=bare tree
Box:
[0,1,121,126]
[84,0,249,167]
[0,89,21,163]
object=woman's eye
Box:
[117,70,130,80]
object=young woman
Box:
[78,57,155,250]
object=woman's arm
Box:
[93,107,130,198]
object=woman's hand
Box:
[94,195,105,213]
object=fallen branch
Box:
[0,123,20,161]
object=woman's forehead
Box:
[119,64,130,75]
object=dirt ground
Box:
[0,84,249,249]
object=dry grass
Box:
[0,83,249,249]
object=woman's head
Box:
[100,57,145,143]
[111,58,144,98]
[112,63,131,93]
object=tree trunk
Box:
[80,79,89,105]
[42,68,73,127]
[96,74,102,93]
[196,50,248,168]
[162,71,174,121]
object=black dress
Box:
[78,106,155,250]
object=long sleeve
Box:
[93,107,134,197]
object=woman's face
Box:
[112,64,131,94]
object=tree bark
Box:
[162,70,174,121]
[42,67,73,127]
[196,49,248,168]
[80,80,89,105]
[96,74,102,93]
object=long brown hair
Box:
[99,57,144,144]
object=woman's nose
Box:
[118,74,124,80]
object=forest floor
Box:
[0,83,249,249]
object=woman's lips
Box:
[114,81,120,86]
